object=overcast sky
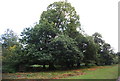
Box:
[0,0,119,52]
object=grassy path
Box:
[2,64,118,79]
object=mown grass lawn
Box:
[64,64,118,79]
[2,64,118,79]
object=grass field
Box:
[64,64,118,79]
[2,64,118,79]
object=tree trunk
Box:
[43,64,46,69]
[85,63,88,66]
[71,64,74,67]
[49,63,55,70]
[77,62,80,67]
[66,63,70,68]
[18,65,26,72]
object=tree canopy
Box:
[1,1,118,73]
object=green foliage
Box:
[40,1,81,36]
[2,44,23,73]
[100,43,114,65]
[20,22,57,66]
[20,1,83,69]
[82,36,98,66]
[19,1,117,70]
[2,65,16,73]
[92,32,116,65]
[2,29,18,49]
[1,1,117,73]
[49,34,83,67]
[1,29,23,72]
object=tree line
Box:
[1,1,118,73]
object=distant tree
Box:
[1,29,19,58]
[71,31,87,66]
[1,29,18,49]
[82,36,98,66]
[92,32,104,44]
[92,32,115,65]
[117,52,120,56]
[92,32,104,65]
[116,52,120,64]
[1,29,22,72]
[100,43,114,65]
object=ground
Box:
[2,64,118,79]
